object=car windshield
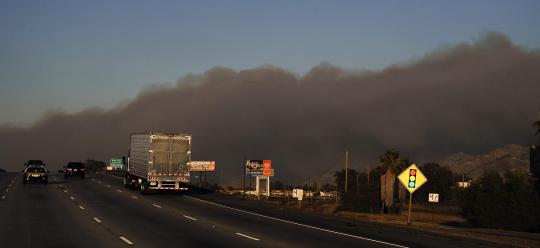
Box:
[27,160,44,165]
[26,167,45,173]
[67,163,83,169]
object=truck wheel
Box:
[140,181,148,195]
[129,178,137,190]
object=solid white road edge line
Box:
[185,196,408,248]
[93,217,102,223]
[120,236,134,245]
[183,215,197,221]
[235,232,260,241]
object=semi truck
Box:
[124,133,191,194]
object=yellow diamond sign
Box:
[398,164,427,193]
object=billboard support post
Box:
[243,157,246,199]
[266,176,270,198]
[256,175,260,199]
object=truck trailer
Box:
[125,133,191,194]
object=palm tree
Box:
[379,149,410,174]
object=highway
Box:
[0,172,504,248]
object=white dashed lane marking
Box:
[152,204,162,209]
[93,217,102,223]
[130,195,138,199]
[116,189,122,193]
[69,196,75,200]
[120,236,134,245]
[79,205,85,210]
[183,215,197,221]
[235,233,260,241]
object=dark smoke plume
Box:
[1,32,539,184]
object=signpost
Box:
[428,193,439,223]
[188,161,216,185]
[398,164,428,225]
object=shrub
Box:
[459,170,540,232]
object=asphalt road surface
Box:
[0,172,505,248]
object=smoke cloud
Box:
[1,32,539,184]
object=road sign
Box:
[108,158,124,170]
[110,159,123,165]
[292,188,303,201]
[428,193,439,203]
[398,163,427,193]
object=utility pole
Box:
[356,174,359,195]
[308,176,311,204]
[243,157,246,199]
[366,163,370,185]
[345,147,349,193]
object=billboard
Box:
[188,161,216,172]
[245,160,271,176]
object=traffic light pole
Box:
[407,192,413,225]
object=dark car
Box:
[22,166,48,184]
[64,162,85,179]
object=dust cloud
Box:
[1,32,539,184]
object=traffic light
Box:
[408,169,416,188]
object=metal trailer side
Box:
[128,134,151,178]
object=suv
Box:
[64,162,85,179]
[23,166,48,184]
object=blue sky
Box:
[1,0,539,124]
